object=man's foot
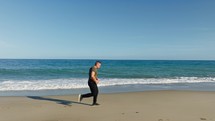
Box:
[78,94,83,102]
[92,103,100,106]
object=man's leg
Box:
[80,81,95,101]
[92,83,99,105]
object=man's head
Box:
[95,61,102,69]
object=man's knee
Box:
[92,91,98,96]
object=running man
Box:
[78,61,102,106]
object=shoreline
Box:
[2,89,215,97]
[2,81,215,96]
[1,90,215,121]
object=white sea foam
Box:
[0,77,214,91]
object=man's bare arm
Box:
[91,71,99,84]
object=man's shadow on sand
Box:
[27,96,91,106]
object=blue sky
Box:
[0,0,214,60]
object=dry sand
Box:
[1,90,215,121]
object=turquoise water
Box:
[0,59,215,96]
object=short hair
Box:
[95,61,102,65]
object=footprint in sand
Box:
[45,120,59,121]
[158,119,169,121]
[200,118,207,120]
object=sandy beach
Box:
[1,90,215,121]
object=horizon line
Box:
[0,58,215,61]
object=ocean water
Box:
[0,59,215,96]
